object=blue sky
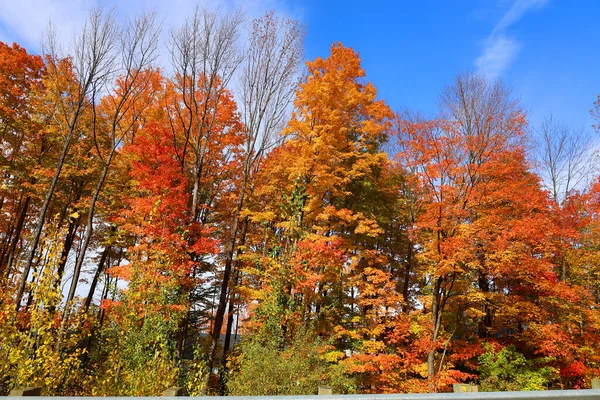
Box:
[299,0,600,131]
[0,0,598,131]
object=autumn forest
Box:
[2,7,600,396]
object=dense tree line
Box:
[1,7,600,395]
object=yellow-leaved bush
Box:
[0,228,89,395]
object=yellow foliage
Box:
[0,229,89,395]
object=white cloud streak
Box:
[0,0,298,57]
[476,0,549,79]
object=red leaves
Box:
[560,361,587,389]
[4,36,600,395]
[0,42,45,125]
[291,236,346,293]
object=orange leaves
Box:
[282,43,392,207]
[287,235,346,310]
[390,74,592,391]
[316,207,383,237]
[237,46,412,393]
[3,34,597,394]
[0,42,46,243]
[0,42,44,125]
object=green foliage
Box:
[182,344,208,396]
[227,327,356,396]
[86,314,180,396]
[478,344,559,392]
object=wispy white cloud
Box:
[476,35,520,79]
[493,0,548,34]
[476,0,549,79]
[0,0,300,56]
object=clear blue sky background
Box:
[0,0,598,131]
[297,0,600,131]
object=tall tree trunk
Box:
[56,214,81,283]
[221,271,238,357]
[204,174,248,394]
[402,239,413,313]
[64,146,116,315]
[427,277,442,393]
[217,274,237,395]
[4,196,30,278]
[15,109,83,309]
[17,7,118,308]
[83,246,109,312]
[221,217,248,356]
[477,271,491,339]
[0,195,19,272]
[218,217,249,394]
